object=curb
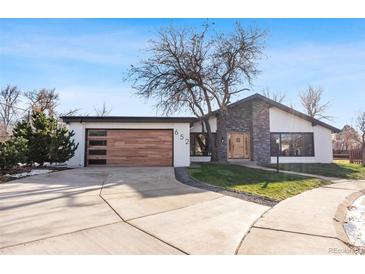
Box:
[334,190,365,253]
[174,167,277,207]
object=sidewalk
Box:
[230,160,343,181]
[237,180,365,254]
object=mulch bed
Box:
[174,167,278,207]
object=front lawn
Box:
[267,160,365,180]
[188,163,330,201]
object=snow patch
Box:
[6,169,52,179]
[344,195,365,248]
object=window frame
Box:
[270,132,315,157]
[89,140,107,146]
[88,149,107,156]
[88,130,107,137]
[87,159,107,165]
[190,132,216,156]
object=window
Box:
[88,149,107,155]
[270,133,314,157]
[89,140,107,146]
[88,130,107,136]
[88,159,106,165]
[190,133,216,156]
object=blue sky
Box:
[0,18,364,128]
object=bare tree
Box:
[357,111,365,165]
[59,108,81,117]
[94,103,112,117]
[299,85,331,120]
[129,23,265,161]
[0,85,22,134]
[332,125,361,151]
[25,88,59,116]
[261,88,286,103]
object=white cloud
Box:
[0,30,148,65]
[255,40,365,127]
[259,41,365,86]
[56,85,191,117]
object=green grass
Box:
[267,160,365,180]
[188,163,330,201]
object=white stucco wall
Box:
[66,122,191,167]
[190,116,217,133]
[269,107,333,163]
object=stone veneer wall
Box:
[251,99,271,164]
[215,99,271,164]
[216,101,253,161]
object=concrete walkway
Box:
[237,179,365,255]
[0,167,268,255]
[230,160,340,181]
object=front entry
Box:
[228,132,250,159]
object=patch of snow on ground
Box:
[6,169,52,178]
[344,195,365,248]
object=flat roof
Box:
[60,116,196,123]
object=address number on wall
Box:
[175,129,189,145]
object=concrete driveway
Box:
[0,167,268,255]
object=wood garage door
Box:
[86,129,173,166]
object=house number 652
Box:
[175,130,188,143]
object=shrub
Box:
[0,137,28,171]
[12,111,78,166]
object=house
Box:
[190,93,340,164]
[61,93,340,167]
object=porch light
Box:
[221,137,224,144]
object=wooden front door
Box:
[228,132,250,159]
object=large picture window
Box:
[270,133,314,157]
[190,133,216,156]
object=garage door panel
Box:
[87,129,173,167]
[107,142,172,148]
[108,151,172,157]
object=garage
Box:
[61,116,193,167]
[86,129,173,166]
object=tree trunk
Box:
[201,111,230,163]
[202,116,218,161]
[215,111,228,163]
[362,135,365,166]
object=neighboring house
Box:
[61,93,340,168]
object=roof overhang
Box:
[61,116,196,124]
[198,93,341,133]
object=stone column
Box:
[252,100,271,165]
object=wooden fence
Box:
[333,150,349,160]
[349,149,364,165]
